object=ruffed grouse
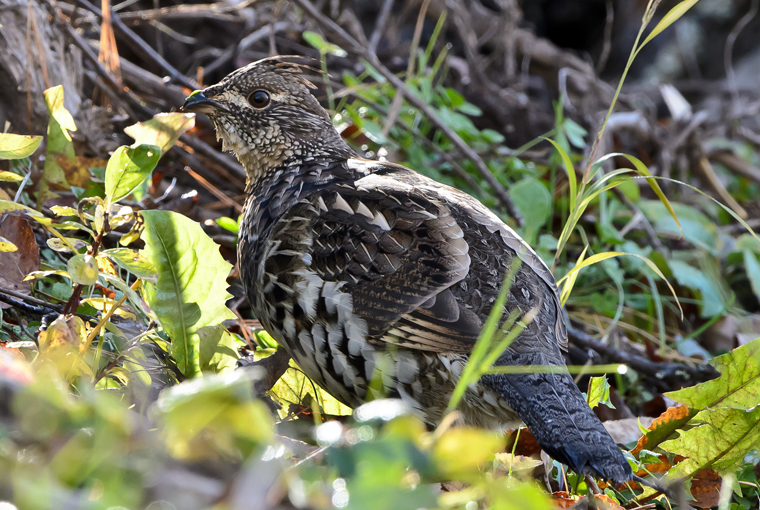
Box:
[183,56,632,482]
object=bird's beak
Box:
[182,90,229,114]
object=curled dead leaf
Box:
[632,405,691,454]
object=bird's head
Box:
[182,56,354,184]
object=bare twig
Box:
[724,0,759,103]
[368,0,394,56]
[567,324,719,388]
[293,0,524,225]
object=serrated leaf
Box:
[102,248,158,280]
[0,133,43,160]
[667,336,760,411]
[139,210,235,377]
[67,254,99,285]
[124,113,195,155]
[587,375,615,409]
[661,406,760,479]
[105,144,161,203]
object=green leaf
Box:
[544,137,577,214]
[668,259,727,318]
[661,406,760,479]
[140,210,236,377]
[667,336,760,412]
[639,200,715,251]
[587,376,615,409]
[0,200,51,225]
[302,31,347,56]
[0,134,43,160]
[215,216,238,233]
[640,0,700,50]
[105,144,161,204]
[511,177,551,244]
[67,254,99,285]
[123,113,195,155]
[102,248,158,280]
[198,325,240,374]
[433,427,505,479]
[39,85,77,205]
[556,250,682,318]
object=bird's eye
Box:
[249,90,270,108]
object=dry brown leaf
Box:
[55,155,108,188]
[0,216,40,308]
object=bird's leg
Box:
[585,475,601,495]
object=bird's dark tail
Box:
[482,369,633,483]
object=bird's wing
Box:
[273,162,564,356]
[292,173,476,353]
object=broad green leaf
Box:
[556,250,682,318]
[667,336,760,411]
[67,254,99,285]
[0,236,18,252]
[587,375,615,409]
[302,31,347,56]
[39,85,77,205]
[640,0,700,50]
[639,200,715,251]
[544,137,577,213]
[511,177,551,244]
[198,325,240,374]
[105,144,161,203]
[0,134,42,160]
[661,406,760,479]
[140,210,236,377]
[124,113,195,155]
[102,248,158,280]
[668,259,727,318]
[0,170,24,182]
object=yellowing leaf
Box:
[124,113,195,155]
[39,85,77,205]
[0,133,43,160]
[433,427,504,479]
[586,375,615,410]
[661,406,760,479]
[38,314,88,354]
[667,336,760,412]
[640,0,700,50]
[67,254,99,285]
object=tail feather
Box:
[483,369,633,483]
